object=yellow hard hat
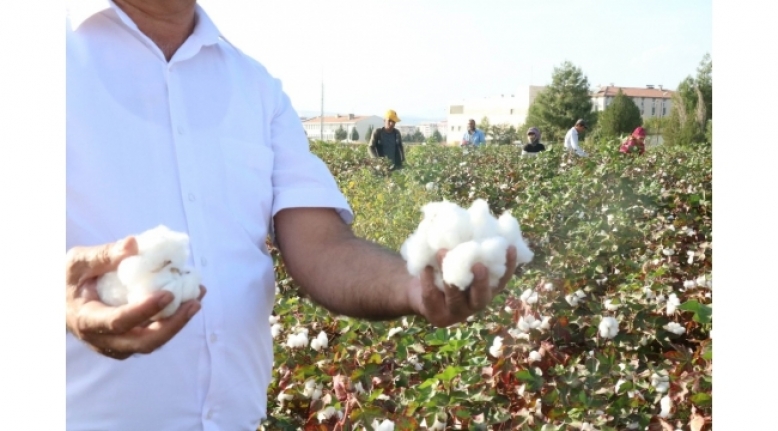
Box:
[384,109,401,123]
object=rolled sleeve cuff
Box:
[272,187,354,225]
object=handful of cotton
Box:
[96,225,201,321]
[400,199,534,291]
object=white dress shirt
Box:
[66,1,352,430]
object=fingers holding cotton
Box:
[95,225,202,321]
[400,199,534,292]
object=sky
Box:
[188,1,707,122]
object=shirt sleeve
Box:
[268,78,353,225]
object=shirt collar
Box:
[66,0,223,47]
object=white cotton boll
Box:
[662,248,675,256]
[401,231,436,277]
[317,406,339,422]
[271,323,283,339]
[520,288,538,305]
[269,315,279,325]
[478,236,509,287]
[663,322,686,335]
[508,328,530,340]
[603,299,621,311]
[387,327,403,339]
[659,394,673,418]
[598,317,619,339]
[518,315,542,333]
[311,331,328,351]
[667,293,680,315]
[651,373,670,392]
[683,280,697,289]
[286,332,308,349]
[539,316,551,330]
[441,240,480,290]
[497,211,534,264]
[489,336,504,358]
[425,182,436,191]
[528,351,542,363]
[575,289,586,299]
[643,286,656,299]
[303,379,323,399]
[543,282,555,291]
[354,381,366,395]
[277,391,294,404]
[565,294,580,307]
[371,419,395,431]
[97,225,200,321]
[468,199,500,240]
[424,201,473,251]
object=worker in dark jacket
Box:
[368,109,405,170]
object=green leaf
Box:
[678,300,713,324]
[691,392,712,406]
[436,366,463,383]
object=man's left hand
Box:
[408,246,518,327]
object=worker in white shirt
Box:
[563,119,589,157]
[64,1,520,429]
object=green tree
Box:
[350,127,359,142]
[432,129,443,143]
[524,61,596,142]
[663,54,712,146]
[478,117,491,134]
[597,89,643,138]
[489,124,519,145]
[335,125,347,141]
[412,130,425,142]
[365,125,375,142]
[404,133,413,143]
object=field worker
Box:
[461,119,486,147]
[368,109,405,170]
[521,127,546,157]
[619,126,647,155]
[564,119,589,157]
[65,1,519,429]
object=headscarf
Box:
[632,127,646,138]
[527,127,541,143]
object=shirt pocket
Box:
[219,137,275,243]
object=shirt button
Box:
[210,333,218,343]
[188,193,196,202]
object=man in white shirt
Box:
[563,119,589,157]
[64,1,519,430]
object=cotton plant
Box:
[400,199,534,291]
[286,328,309,349]
[369,419,395,431]
[666,293,681,315]
[520,288,539,305]
[663,322,686,335]
[651,372,670,393]
[598,316,620,339]
[489,336,504,358]
[96,225,201,321]
[310,330,329,351]
[303,378,323,400]
[565,289,586,307]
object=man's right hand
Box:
[65,237,205,360]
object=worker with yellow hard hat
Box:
[368,109,405,170]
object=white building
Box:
[302,114,384,142]
[416,121,448,138]
[446,85,546,144]
[396,125,418,136]
[591,85,674,118]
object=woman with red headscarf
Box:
[619,126,647,155]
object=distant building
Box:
[591,85,674,118]
[301,114,384,142]
[396,125,419,136]
[446,85,546,144]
